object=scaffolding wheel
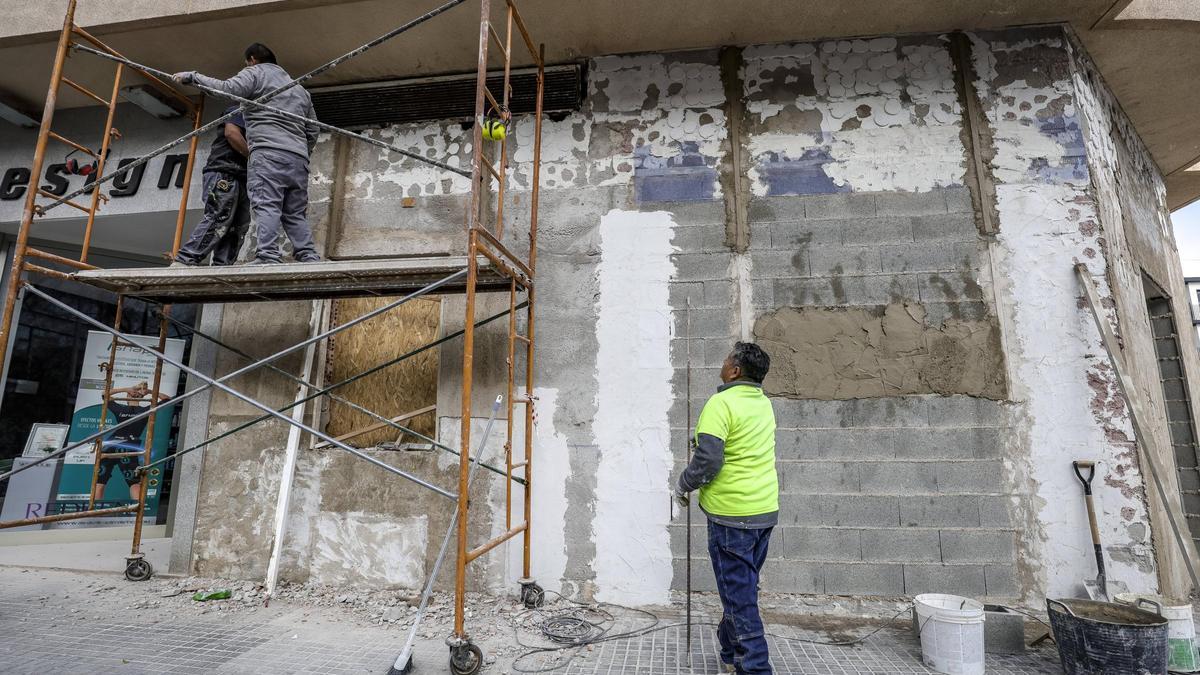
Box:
[124,556,153,582]
[448,642,483,675]
[519,578,544,609]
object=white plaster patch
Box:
[370,122,473,197]
[309,511,428,588]
[743,37,964,194]
[592,209,676,605]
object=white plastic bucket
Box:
[1114,593,1199,672]
[914,593,986,675]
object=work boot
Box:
[294,254,322,263]
[169,259,196,268]
[720,662,735,674]
[248,258,282,265]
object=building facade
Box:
[2,1,1200,609]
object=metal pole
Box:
[0,270,465,485]
[22,285,457,499]
[0,0,76,366]
[521,42,544,581]
[391,396,502,674]
[80,62,123,264]
[171,97,205,255]
[685,298,693,665]
[87,295,123,511]
[454,0,492,642]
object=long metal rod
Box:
[0,270,464,485]
[72,45,470,178]
[80,62,124,263]
[41,0,471,215]
[466,522,526,562]
[87,294,123,511]
[0,504,137,530]
[147,303,519,481]
[391,396,503,672]
[685,298,693,665]
[454,0,493,640]
[521,41,544,581]
[0,0,76,372]
[24,285,458,499]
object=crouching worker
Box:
[174,106,250,266]
[674,342,778,675]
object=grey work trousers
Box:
[176,171,250,265]
[247,147,319,262]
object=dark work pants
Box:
[247,147,319,263]
[708,520,774,675]
[176,171,250,265]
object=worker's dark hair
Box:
[730,341,770,383]
[244,43,277,65]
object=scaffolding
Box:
[0,0,544,672]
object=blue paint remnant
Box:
[634,141,718,203]
[758,148,847,196]
[1030,114,1089,184]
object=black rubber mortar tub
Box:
[1047,598,1169,675]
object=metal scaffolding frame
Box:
[0,1,545,672]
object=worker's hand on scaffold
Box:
[172,71,196,84]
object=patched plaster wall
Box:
[186,25,1198,608]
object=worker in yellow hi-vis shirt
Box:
[674,341,778,675]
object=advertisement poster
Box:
[53,331,185,528]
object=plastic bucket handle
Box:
[1136,597,1164,616]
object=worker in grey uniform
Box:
[173,43,321,264]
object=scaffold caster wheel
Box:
[519,579,545,609]
[124,557,153,582]
[448,642,483,675]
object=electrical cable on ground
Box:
[508,591,920,674]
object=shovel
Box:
[1073,460,1108,601]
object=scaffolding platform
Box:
[73,257,511,303]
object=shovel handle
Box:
[1073,461,1096,495]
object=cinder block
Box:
[674,307,732,339]
[751,249,810,279]
[860,461,937,492]
[671,252,733,282]
[918,273,984,302]
[924,301,992,326]
[764,561,825,593]
[782,494,899,527]
[669,523,709,552]
[775,429,822,459]
[984,564,1019,597]
[875,190,949,217]
[979,496,1013,527]
[861,528,942,562]
[780,461,860,493]
[823,563,904,595]
[900,495,981,527]
[811,429,896,460]
[775,275,920,306]
[751,278,775,308]
[804,192,877,220]
[1179,468,1200,492]
[845,397,930,428]
[748,222,774,250]
[672,557,717,592]
[772,399,851,429]
[808,246,883,275]
[940,530,1016,563]
[777,527,861,561]
[912,213,976,242]
[904,564,987,597]
[671,224,710,254]
[748,195,807,223]
[702,280,735,308]
[936,461,1004,493]
[670,282,704,309]
[881,243,973,274]
[943,187,975,214]
[842,216,915,245]
[769,220,843,247]
[926,396,1003,427]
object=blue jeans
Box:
[708,520,773,674]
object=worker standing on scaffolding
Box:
[172,105,250,266]
[674,342,778,675]
[173,43,322,264]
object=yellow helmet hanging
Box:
[482,118,507,141]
